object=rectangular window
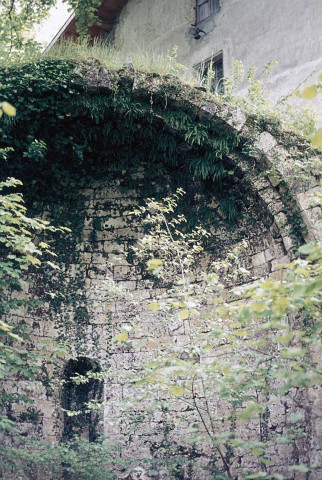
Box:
[196,0,220,24]
[196,53,224,94]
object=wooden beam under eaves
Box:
[44,0,128,52]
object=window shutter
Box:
[197,0,211,23]
[196,0,220,24]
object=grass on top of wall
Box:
[2,36,319,145]
[45,39,321,141]
[45,38,188,78]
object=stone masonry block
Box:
[254,131,277,154]
[282,235,294,252]
[252,251,266,267]
[296,186,322,211]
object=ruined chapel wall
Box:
[4,161,320,475]
[2,65,321,477]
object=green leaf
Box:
[170,386,187,396]
[115,332,129,342]
[234,329,248,337]
[148,302,159,312]
[301,85,317,99]
[252,302,266,313]
[276,333,293,344]
[180,309,189,319]
[282,347,306,358]
[149,470,159,477]
[240,402,263,420]
[147,258,162,270]
[298,243,315,254]
[1,101,16,116]
[239,306,251,320]
[251,448,264,457]
[288,465,310,473]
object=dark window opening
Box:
[196,54,224,94]
[196,0,220,24]
[61,357,103,442]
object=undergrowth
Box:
[45,38,187,77]
[220,60,321,140]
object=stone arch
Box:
[75,59,320,255]
[2,59,320,476]
[61,357,103,442]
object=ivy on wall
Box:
[0,57,319,480]
[0,60,311,359]
[0,59,256,367]
[0,60,241,214]
[0,61,310,363]
[1,58,310,249]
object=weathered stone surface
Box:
[3,67,321,479]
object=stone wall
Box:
[2,65,321,479]
[6,172,320,475]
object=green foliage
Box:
[130,188,209,289]
[0,0,105,64]
[295,73,322,149]
[0,177,55,310]
[222,61,279,116]
[47,38,187,77]
[0,100,16,117]
[66,0,102,37]
[0,435,123,479]
[0,177,70,430]
[220,60,321,141]
[23,139,47,161]
[114,191,322,479]
[0,52,320,479]
[0,432,193,479]
[0,0,53,64]
[0,58,242,222]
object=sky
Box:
[36,0,71,47]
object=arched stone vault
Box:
[2,60,321,478]
[76,59,321,252]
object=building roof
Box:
[44,0,128,52]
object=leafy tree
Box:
[0,105,70,431]
[0,0,101,63]
[0,177,70,429]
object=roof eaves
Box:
[42,11,76,55]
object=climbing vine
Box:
[0,59,245,221]
[1,57,319,480]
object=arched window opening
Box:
[61,357,103,442]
